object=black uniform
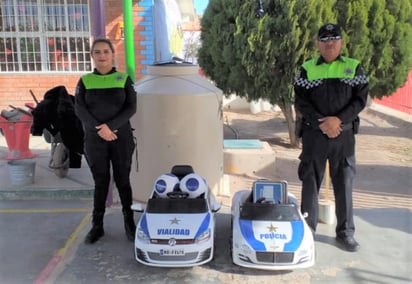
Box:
[294,55,368,238]
[75,67,136,227]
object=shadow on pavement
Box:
[355,208,412,234]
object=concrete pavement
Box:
[0,136,94,200]
[1,202,409,284]
[0,200,91,284]
[0,103,411,284]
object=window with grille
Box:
[0,0,91,73]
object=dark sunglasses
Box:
[318,35,342,42]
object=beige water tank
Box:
[130,64,223,202]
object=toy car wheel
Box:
[53,143,69,178]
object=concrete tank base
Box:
[223,139,276,176]
[318,199,336,224]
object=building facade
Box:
[0,0,196,111]
[0,0,409,115]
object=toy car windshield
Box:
[239,203,300,221]
[146,198,208,214]
[253,180,287,204]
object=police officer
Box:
[294,24,369,252]
[75,38,137,244]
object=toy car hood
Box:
[239,219,305,252]
[140,212,211,239]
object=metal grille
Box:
[147,251,199,261]
[151,239,195,245]
[256,251,294,263]
[198,248,212,262]
[0,0,91,72]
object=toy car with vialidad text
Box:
[131,165,221,267]
[231,179,315,270]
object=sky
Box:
[193,0,209,15]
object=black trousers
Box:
[84,125,135,217]
[298,126,356,237]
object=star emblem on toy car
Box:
[170,217,180,225]
[267,223,277,232]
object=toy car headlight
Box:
[240,244,253,254]
[137,228,150,243]
[297,249,309,257]
[195,228,211,243]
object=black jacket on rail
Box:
[30,85,84,168]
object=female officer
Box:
[75,38,137,244]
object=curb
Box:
[368,103,412,123]
[0,188,93,200]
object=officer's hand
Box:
[96,124,118,141]
[318,116,342,138]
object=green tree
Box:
[232,0,336,145]
[198,0,243,95]
[199,0,412,146]
[336,0,412,97]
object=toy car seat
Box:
[171,165,194,180]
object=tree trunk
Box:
[278,99,300,148]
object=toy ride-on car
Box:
[131,165,221,267]
[231,179,315,270]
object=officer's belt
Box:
[341,123,353,131]
[303,121,353,131]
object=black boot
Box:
[118,185,136,241]
[123,210,136,242]
[85,212,104,244]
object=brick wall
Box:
[0,0,149,111]
[0,74,79,109]
[136,0,155,74]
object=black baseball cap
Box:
[318,23,342,38]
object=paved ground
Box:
[0,103,411,284]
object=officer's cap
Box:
[318,23,342,38]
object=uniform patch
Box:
[344,68,353,75]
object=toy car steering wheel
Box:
[256,197,274,204]
[167,192,189,199]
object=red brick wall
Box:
[0,74,79,109]
[0,0,145,111]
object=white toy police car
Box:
[231,180,315,270]
[131,165,221,267]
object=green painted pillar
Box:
[123,0,135,81]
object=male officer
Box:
[294,23,369,252]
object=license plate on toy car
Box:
[160,249,185,256]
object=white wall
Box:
[223,94,280,113]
